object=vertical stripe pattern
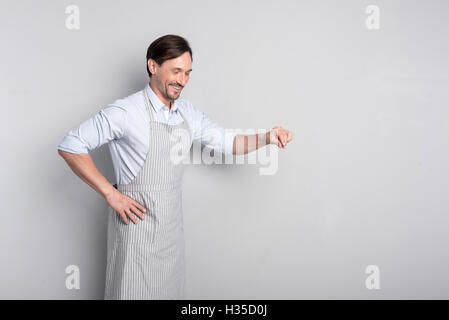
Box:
[104,88,191,300]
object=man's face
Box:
[148,51,192,102]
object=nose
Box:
[177,74,188,87]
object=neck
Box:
[149,81,173,110]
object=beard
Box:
[166,84,182,100]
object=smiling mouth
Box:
[171,85,182,91]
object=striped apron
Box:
[104,87,192,299]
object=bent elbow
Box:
[58,149,72,159]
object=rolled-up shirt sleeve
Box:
[57,105,128,154]
[191,104,236,156]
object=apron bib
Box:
[104,87,192,299]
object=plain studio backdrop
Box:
[1,0,448,299]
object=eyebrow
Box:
[173,67,193,72]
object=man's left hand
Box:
[269,126,293,149]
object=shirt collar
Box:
[145,83,179,113]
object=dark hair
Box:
[146,34,193,78]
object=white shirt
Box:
[57,83,236,184]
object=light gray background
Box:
[1,0,448,299]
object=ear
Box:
[148,59,156,76]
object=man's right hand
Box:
[105,188,147,225]
[57,151,147,225]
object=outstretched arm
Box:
[232,126,293,155]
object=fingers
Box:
[125,208,138,225]
[130,205,145,221]
[272,127,284,148]
[121,204,147,225]
[278,130,287,148]
[118,208,144,225]
[119,212,129,225]
[277,136,285,148]
[132,200,147,214]
[280,133,287,147]
[112,193,148,225]
[273,126,292,149]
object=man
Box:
[58,34,293,300]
